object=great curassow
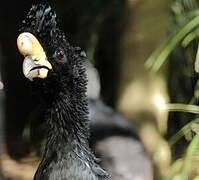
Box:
[85,61,153,180]
[17,3,110,180]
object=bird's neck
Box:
[44,90,90,154]
[34,86,99,180]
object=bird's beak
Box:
[17,32,52,81]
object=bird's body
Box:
[85,62,153,180]
[89,99,153,180]
[17,3,109,180]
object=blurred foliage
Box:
[146,0,199,71]
[145,0,199,179]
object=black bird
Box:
[17,4,110,180]
[85,61,153,180]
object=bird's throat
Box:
[45,93,90,153]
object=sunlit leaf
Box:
[166,103,199,114]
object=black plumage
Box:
[18,4,110,180]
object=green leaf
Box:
[166,104,199,114]
[181,134,199,178]
[182,29,199,47]
[169,118,199,146]
[162,159,183,180]
[145,15,199,71]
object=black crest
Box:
[20,3,68,52]
[20,3,57,39]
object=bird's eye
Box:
[56,50,66,62]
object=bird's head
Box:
[17,4,86,97]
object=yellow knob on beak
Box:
[17,32,52,80]
[17,32,44,59]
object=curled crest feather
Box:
[20,3,60,45]
[20,3,68,53]
[21,3,57,33]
